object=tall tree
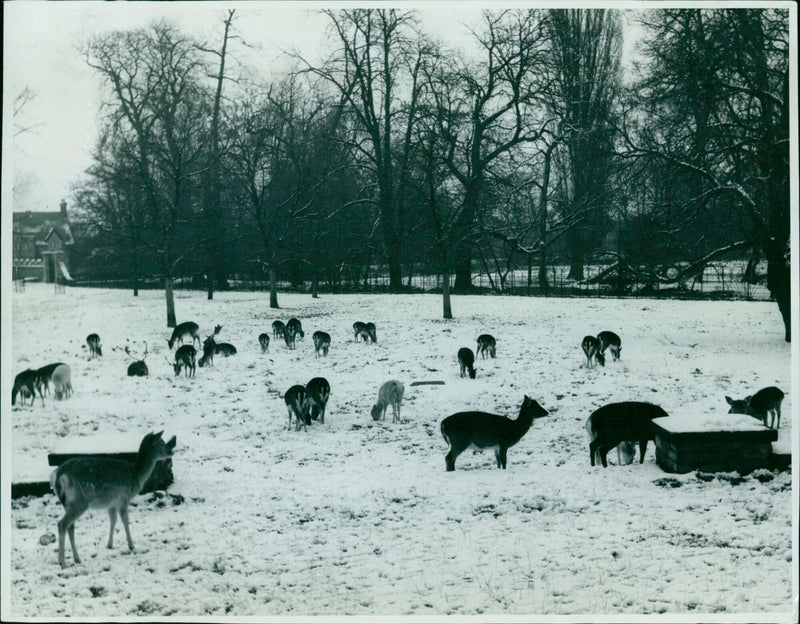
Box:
[301,9,426,292]
[431,10,551,291]
[631,8,791,340]
[545,9,623,279]
[84,22,210,327]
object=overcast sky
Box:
[3,1,646,214]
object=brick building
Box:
[12,200,75,283]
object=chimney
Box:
[60,199,67,218]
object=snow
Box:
[4,284,795,620]
[657,412,777,433]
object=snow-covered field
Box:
[4,284,795,619]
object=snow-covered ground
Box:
[4,284,794,619]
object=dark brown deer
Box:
[287,318,305,343]
[272,320,286,339]
[125,344,149,377]
[476,334,496,359]
[457,347,477,379]
[168,322,201,349]
[313,331,331,357]
[86,333,102,359]
[12,369,39,406]
[258,333,270,353]
[306,377,331,423]
[585,402,669,468]
[198,325,237,367]
[35,362,66,400]
[581,336,605,368]
[285,385,311,431]
[725,386,784,429]
[597,331,621,361]
[440,396,548,471]
[168,345,197,377]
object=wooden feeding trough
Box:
[653,412,779,474]
[11,434,175,500]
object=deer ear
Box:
[154,429,164,438]
[745,395,752,404]
[166,435,177,450]
[725,396,734,405]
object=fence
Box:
[68,258,772,302]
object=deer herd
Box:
[11,308,787,568]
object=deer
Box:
[258,333,270,354]
[12,369,39,406]
[371,380,405,423]
[476,334,496,359]
[34,362,66,402]
[312,331,331,357]
[585,402,669,468]
[167,345,197,377]
[198,325,237,367]
[272,320,286,339]
[52,364,73,400]
[306,377,331,423]
[441,396,548,471]
[366,322,377,344]
[50,430,176,568]
[457,347,477,379]
[283,325,298,350]
[125,344,149,377]
[597,331,621,361]
[725,386,785,429]
[168,321,201,350]
[353,321,367,341]
[581,335,605,368]
[287,318,305,342]
[285,385,311,431]
[86,333,103,359]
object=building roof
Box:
[13,211,74,245]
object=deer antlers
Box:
[125,343,148,361]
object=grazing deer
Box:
[441,396,548,471]
[168,345,197,377]
[457,347,477,379]
[50,431,176,568]
[35,362,66,401]
[306,377,331,423]
[371,380,405,423]
[616,441,637,466]
[198,325,236,367]
[581,336,605,368]
[258,333,270,353]
[272,320,286,339]
[168,321,201,350]
[312,331,331,357]
[287,318,305,342]
[725,386,785,429]
[597,331,621,361]
[353,321,367,341]
[476,334,496,359]
[285,385,311,431]
[86,333,103,359]
[366,322,377,344]
[585,402,669,468]
[12,369,39,406]
[52,364,73,400]
[283,325,298,350]
[125,344,149,377]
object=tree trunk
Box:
[442,268,452,319]
[269,267,279,309]
[164,276,176,328]
[567,228,585,280]
[207,271,215,300]
[453,197,476,292]
[765,243,790,342]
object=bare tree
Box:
[84,22,211,327]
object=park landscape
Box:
[4,2,796,620]
[6,283,794,618]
